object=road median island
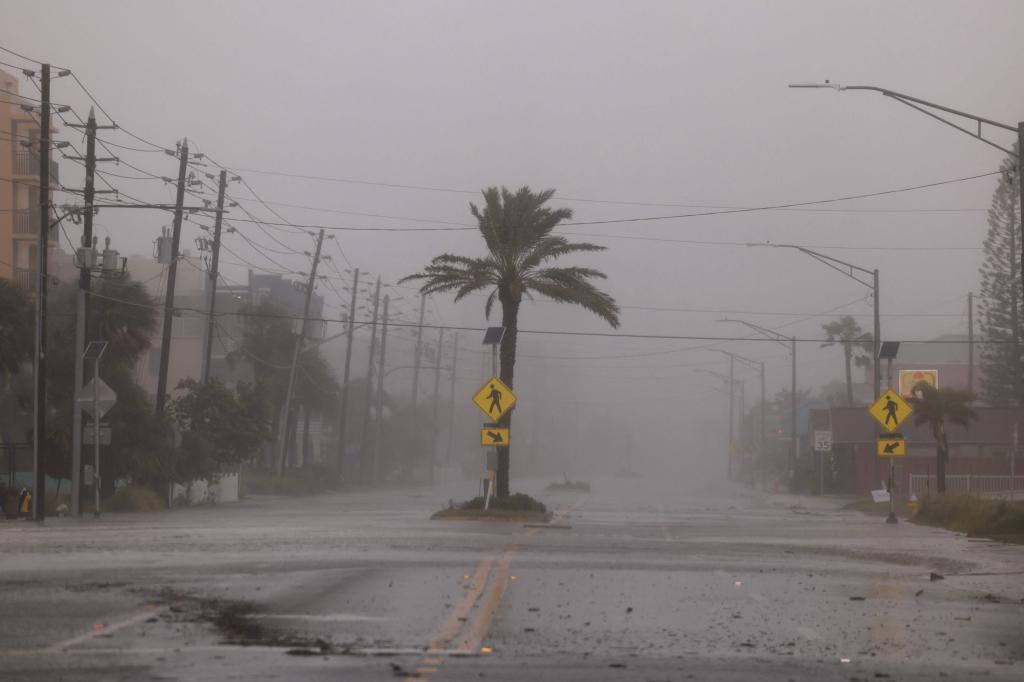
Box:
[431,492,550,523]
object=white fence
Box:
[171,472,239,504]
[909,474,1024,498]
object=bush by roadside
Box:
[914,494,1024,542]
[239,463,338,497]
[432,492,548,521]
[103,485,164,513]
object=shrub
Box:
[103,484,164,513]
[915,494,1024,537]
[460,492,546,513]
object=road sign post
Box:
[480,327,507,509]
[79,342,112,517]
[873,342,908,525]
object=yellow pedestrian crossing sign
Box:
[868,388,912,433]
[480,426,510,447]
[472,376,517,421]
[877,433,906,457]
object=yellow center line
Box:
[414,496,586,679]
[428,556,495,651]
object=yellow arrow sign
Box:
[868,388,913,432]
[877,434,906,457]
[480,426,510,447]
[472,376,517,421]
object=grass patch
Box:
[432,492,549,522]
[239,463,337,497]
[102,484,164,513]
[914,494,1024,542]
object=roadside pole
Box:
[430,327,443,484]
[886,355,897,524]
[277,229,326,476]
[372,295,390,485]
[200,170,228,384]
[728,354,734,481]
[31,64,51,522]
[155,139,190,415]
[65,107,116,517]
[445,332,458,469]
[1012,422,1018,503]
[335,268,359,478]
[359,277,382,482]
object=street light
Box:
[750,242,880,400]
[693,368,743,480]
[715,350,766,489]
[789,80,1023,303]
[718,318,799,491]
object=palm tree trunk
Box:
[844,345,854,407]
[496,294,520,498]
[935,420,947,494]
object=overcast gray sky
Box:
[5,1,1023,475]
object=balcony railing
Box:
[13,208,37,234]
[13,268,36,292]
[12,151,60,184]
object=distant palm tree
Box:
[821,316,873,406]
[907,382,976,494]
[402,186,620,496]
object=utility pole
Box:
[336,267,359,478]
[276,229,326,476]
[791,337,798,492]
[66,107,115,517]
[967,292,974,395]
[200,170,228,384]
[873,269,881,400]
[155,139,190,414]
[372,295,390,484]
[728,354,735,481]
[31,63,51,522]
[446,332,458,468]
[359,277,382,481]
[759,360,766,490]
[430,327,444,484]
[409,294,426,448]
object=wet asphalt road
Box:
[0,473,1022,681]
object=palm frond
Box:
[526,270,620,328]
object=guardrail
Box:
[910,473,1024,497]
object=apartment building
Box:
[0,68,59,291]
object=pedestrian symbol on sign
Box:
[472,376,517,421]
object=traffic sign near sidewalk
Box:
[480,426,510,446]
[472,376,517,421]
[868,388,912,433]
[877,433,906,456]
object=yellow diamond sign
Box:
[869,388,912,433]
[472,376,517,421]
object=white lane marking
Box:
[749,592,768,602]
[47,609,157,652]
[249,613,392,622]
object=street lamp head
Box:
[788,81,842,91]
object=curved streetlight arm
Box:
[715,349,763,373]
[756,242,874,288]
[693,368,739,386]
[717,318,791,350]
[789,82,1018,157]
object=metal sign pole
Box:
[886,356,897,524]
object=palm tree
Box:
[402,186,620,496]
[821,316,873,406]
[907,382,976,494]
